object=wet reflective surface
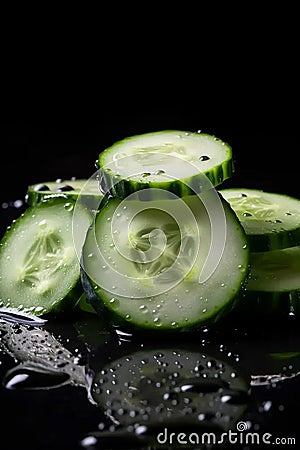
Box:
[0,308,300,449]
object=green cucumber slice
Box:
[91,347,249,435]
[248,246,300,292]
[219,188,300,251]
[26,178,104,211]
[0,197,91,316]
[229,246,300,320]
[98,130,233,198]
[82,191,249,331]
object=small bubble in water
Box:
[139,305,148,313]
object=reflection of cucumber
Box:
[0,197,91,316]
[82,193,249,331]
[98,130,233,197]
[219,188,300,251]
[91,347,249,434]
[26,178,104,211]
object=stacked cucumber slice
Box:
[1,129,299,327]
[220,188,300,318]
[26,177,104,210]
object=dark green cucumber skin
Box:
[0,198,86,317]
[236,226,300,253]
[26,179,105,212]
[99,160,233,199]
[27,191,104,212]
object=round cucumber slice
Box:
[0,197,91,316]
[81,191,249,331]
[248,247,300,292]
[98,130,233,198]
[26,177,104,211]
[219,188,300,251]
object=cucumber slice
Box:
[0,197,91,316]
[98,130,233,198]
[82,191,249,331]
[248,247,300,292]
[91,347,249,435]
[26,178,104,211]
[233,247,300,319]
[219,188,300,251]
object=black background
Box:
[1,103,299,205]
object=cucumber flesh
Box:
[219,188,300,251]
[82,191,249,330]
[0,197,91,316]
[98,131,233,197]
[26,177,104,211]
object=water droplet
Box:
[153,317,162,326]
[64,202,74,211]
[3,366,69,390]
[199,155,210,161]
[139,304,148,313]
[13,199,23,208]
[263,400,272,411]
[109,298,119,307]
